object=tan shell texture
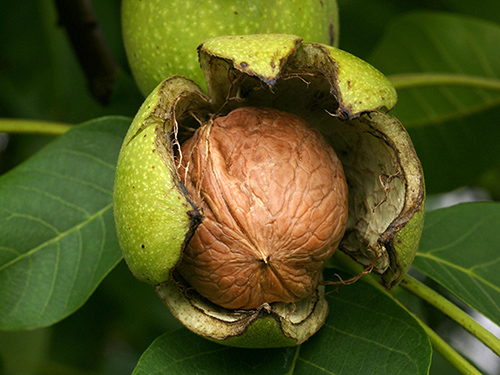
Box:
[177,107,348,309]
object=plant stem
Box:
[54,0,116,105]
[0,119,71,136]
[400,275,500,357]
[420,317,483,375]
[388,73,500,91]
[331,253,483,375]
[330,251,385,292]
[387,285,483,375]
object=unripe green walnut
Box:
[113,34,425,348]
[121,0,339,95]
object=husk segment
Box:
[156,274,329,348]
[114,34,425,348]
[114,77,210,285]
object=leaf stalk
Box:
[0,119,71,136]
[389,73,500,91]
[331,252,483,375]
[400,275,500,357]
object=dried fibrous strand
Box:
[177,107,348,310]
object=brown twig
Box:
[54,0,116,105]
[322,257,377,294]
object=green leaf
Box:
[368,12,500,193]
[0,116,130,330]
[132,269,431,374]
[413,202,500,327]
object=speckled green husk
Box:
[122,0,339,95]
[113,77,207,285]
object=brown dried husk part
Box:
[177,107,348,310]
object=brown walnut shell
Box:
[177,107,348,309]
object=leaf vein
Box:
[296,357,337,374]
[424,218,486,255]
[19,168,113,196]
[40,240,60,316]
[416,253,500,292]
[0,203,112,273]
[2,211,60,235]
[0,246,22,256]
[322,323,419,371]
[47,148,116,170]
[64,228,83,311]
[7,184,92,217]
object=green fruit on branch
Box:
[121,0,339,95]
[113,34,425,348]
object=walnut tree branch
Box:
[54,0,116,105]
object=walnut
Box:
[114,35,425,347]
[177,107,348,309]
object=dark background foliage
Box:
[0,1,498,374]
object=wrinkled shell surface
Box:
[177,107,348,309]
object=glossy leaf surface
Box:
[0,117,129,330]
[414,202,500,326]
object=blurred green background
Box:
[0,1,498,374]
